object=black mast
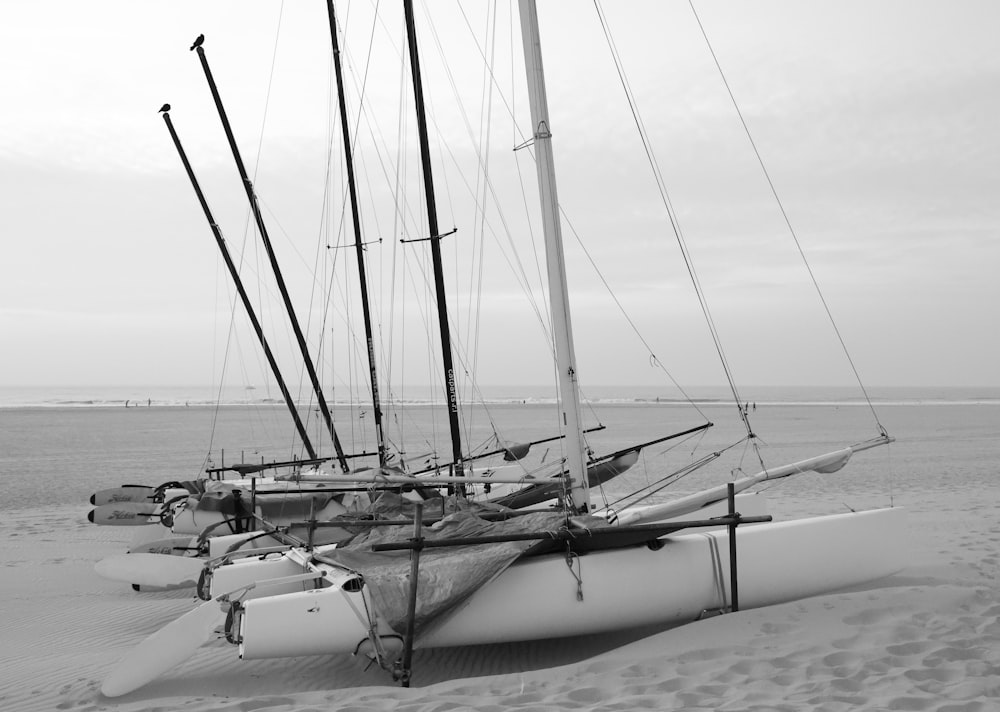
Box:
[325,1,388,468]
[192,39,350,473]
[402,0,465,487]
[160,107,317,459]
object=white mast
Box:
[518,0,590,513]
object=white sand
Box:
[1,492,997,712]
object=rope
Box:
[703,532,729,610]
[593,1,765,471]
[564,547,584,601]
[686,0,887,437]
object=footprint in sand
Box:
[830,636,859,651]
[727,659,771,677]
[923,644,988,665]
[830,676,866,694]
[843,608,894,626]
[580,658,624,676]
[616,663,659,679]
[759,621,797,635]
[981,604,1000,618]
[822,651,856,667]
[885,641,937,657]
[566,686,605,704]
[904,667,963,685]
[503,691,546,705]
[885,694,936,710]
[651,676,685,693]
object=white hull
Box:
[207,493,767,598]
[237,506,905,658]
[170,492,350,535]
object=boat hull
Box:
[236,506,905,658]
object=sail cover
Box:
[317,494,608,641]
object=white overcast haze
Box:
[1,0,997,394]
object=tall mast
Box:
[192,39,350,473]
[401,0,465,484]
[518,0,590,512]
[160,107,317,460]
[325,0,388,468]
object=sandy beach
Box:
[3,0,996,706]
[1,481,997,712]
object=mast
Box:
[160,107,318,460]
[324,0,388,468]
[192,39,350,473]
[401,0,465,486]
[518,0,590,512]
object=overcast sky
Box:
[1,0,997,393]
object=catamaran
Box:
[100,0,905,697]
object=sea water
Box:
[1,385,997,517]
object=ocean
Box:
[2,385,997,516]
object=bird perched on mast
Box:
[159,104,170,113]
[190,34,204,51]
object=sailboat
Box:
[87,4,650,571]
[100,0,905,697]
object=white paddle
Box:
[90,485,156,506]
[94,553,206,589]
[101,569,323,697]
[89,502,160,526]
[101,597,226,697]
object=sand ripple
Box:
[2,498,999,711]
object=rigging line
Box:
[386,63,552,356]
[433,118,549,337]
[326,3,414,441]
[419,4,555,354]
[452,1,647,383]
[253,3,320,434]
[314,79,342,442]
[344,9,429,250]
[399,227,496,449]
[606,450,722,512]
[593,1,762,465]
[511,138,551,336]
[455,0,529,149]
[395,231,536,464]
[450,3,563,362]
[686,0,886,436]
[469,1,500,402]
[319,47,370,433]
[334,3,389,437]
[349,0,381,159]
[255,194,349,345]
[386,41,409,450]
[252,1,285,186]
[438,1,714,430]
[560,207,710,425]
[321,70,369,444]
[348,9,438,452]
[418,3,483,416]
[396,185,551,457]
[423,4,527,445]
[362,7,546,453]
[428,1,551,341]
[504,1,549,337]
[204,249,235,473]
[609,430,749,513]
[458,0,551,304]
[215,218,305,463]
